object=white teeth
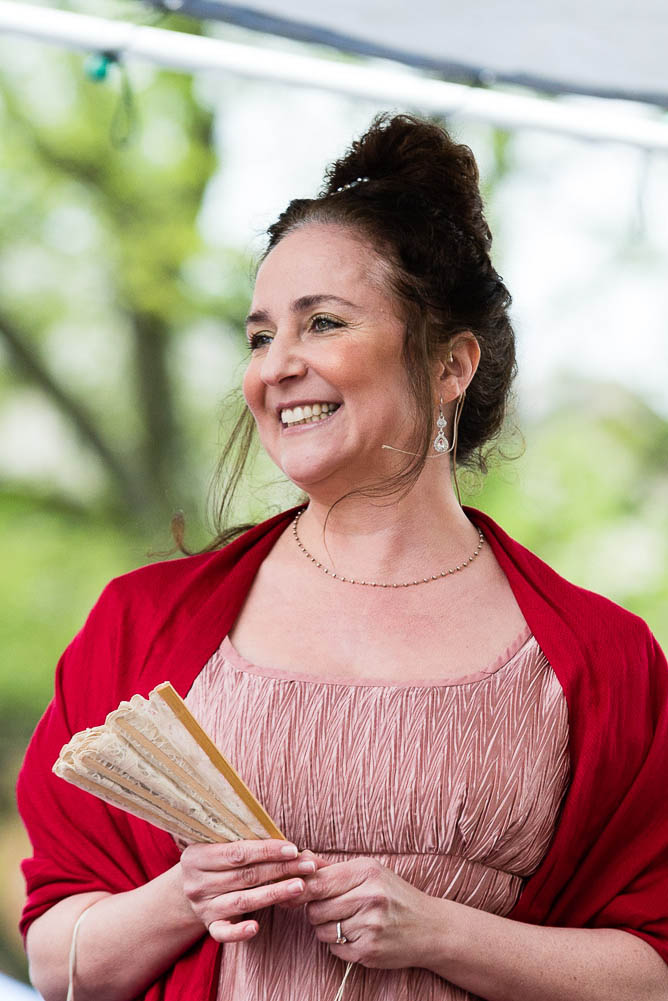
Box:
[280,402,340,426]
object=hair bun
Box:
[322,113,490,251]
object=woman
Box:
[18,113,668,1001]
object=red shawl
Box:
[17,506,668,998]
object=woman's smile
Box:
[279,402,342,431]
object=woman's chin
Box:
[280,463,340,493]
[276,452,353,494]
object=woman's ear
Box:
[438,332,480,400]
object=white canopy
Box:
[157,0,668,107]
[1,2,666,148]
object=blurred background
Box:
[1,0,667,986]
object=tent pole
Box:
[0,0,667,150]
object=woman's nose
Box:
[260,332,307,385]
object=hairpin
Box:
[334,175,370,193]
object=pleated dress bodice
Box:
[183,626,570,1000]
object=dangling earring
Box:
[433,397,449,453]
[381,383,463,460]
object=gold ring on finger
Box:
[336,920,348,944]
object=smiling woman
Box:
[242,225,420,501]
[204,116,515,545]
[16,113,668,1001]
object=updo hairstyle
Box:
[262,112,515,471]
[188,112,517,549]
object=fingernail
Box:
[298,860,316,873]
[288,879,304,893]
[281,844,299,858]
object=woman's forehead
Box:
[253,225,390,306]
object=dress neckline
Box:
[218,624,536,689]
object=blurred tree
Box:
[0,36,250,533]
[465,376,668,637]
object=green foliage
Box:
[0,43,251,530]
[0,43,254,975]
[0,492,144,720]
[463,377,668,648]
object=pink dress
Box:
[184,625,570,1000]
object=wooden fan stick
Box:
[155,683,285,840]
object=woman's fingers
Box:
[300,857,433,970]
[182,843,322,899]
[197,873,307,936]
[190,856,317,897]
[180,839,332,935]
[181,840,324,931]
[183,838,301,872]
[313,917,358,945]
[207,917,259,944]
[294,857,375,912]
[220,874,306,916]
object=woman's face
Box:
[243,223,419,494]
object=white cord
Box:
[66,903,98,1001]
[67,901,353,1001]
[332,961,355,1001]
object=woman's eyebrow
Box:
[245,294,360,327]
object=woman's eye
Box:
[310,314,342,332]
[248,332,273,350]
[248,316,341,350]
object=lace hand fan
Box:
[53,681,284,844]
[54,682,355,1001]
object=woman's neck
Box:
[294,476,479,582]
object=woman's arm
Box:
[299,858,668,1001]
[26,840,321,1001]
[424,896,668,1001]
[26,866,202,1001]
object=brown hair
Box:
[174,112,517,552]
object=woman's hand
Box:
[180,839,327,943]
[296,857,437,969]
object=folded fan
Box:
[53,681,284,844]
[55,682,357,999]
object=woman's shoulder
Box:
[71,508,298,656]
[101,547,225,611]
[52,511,297,716]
